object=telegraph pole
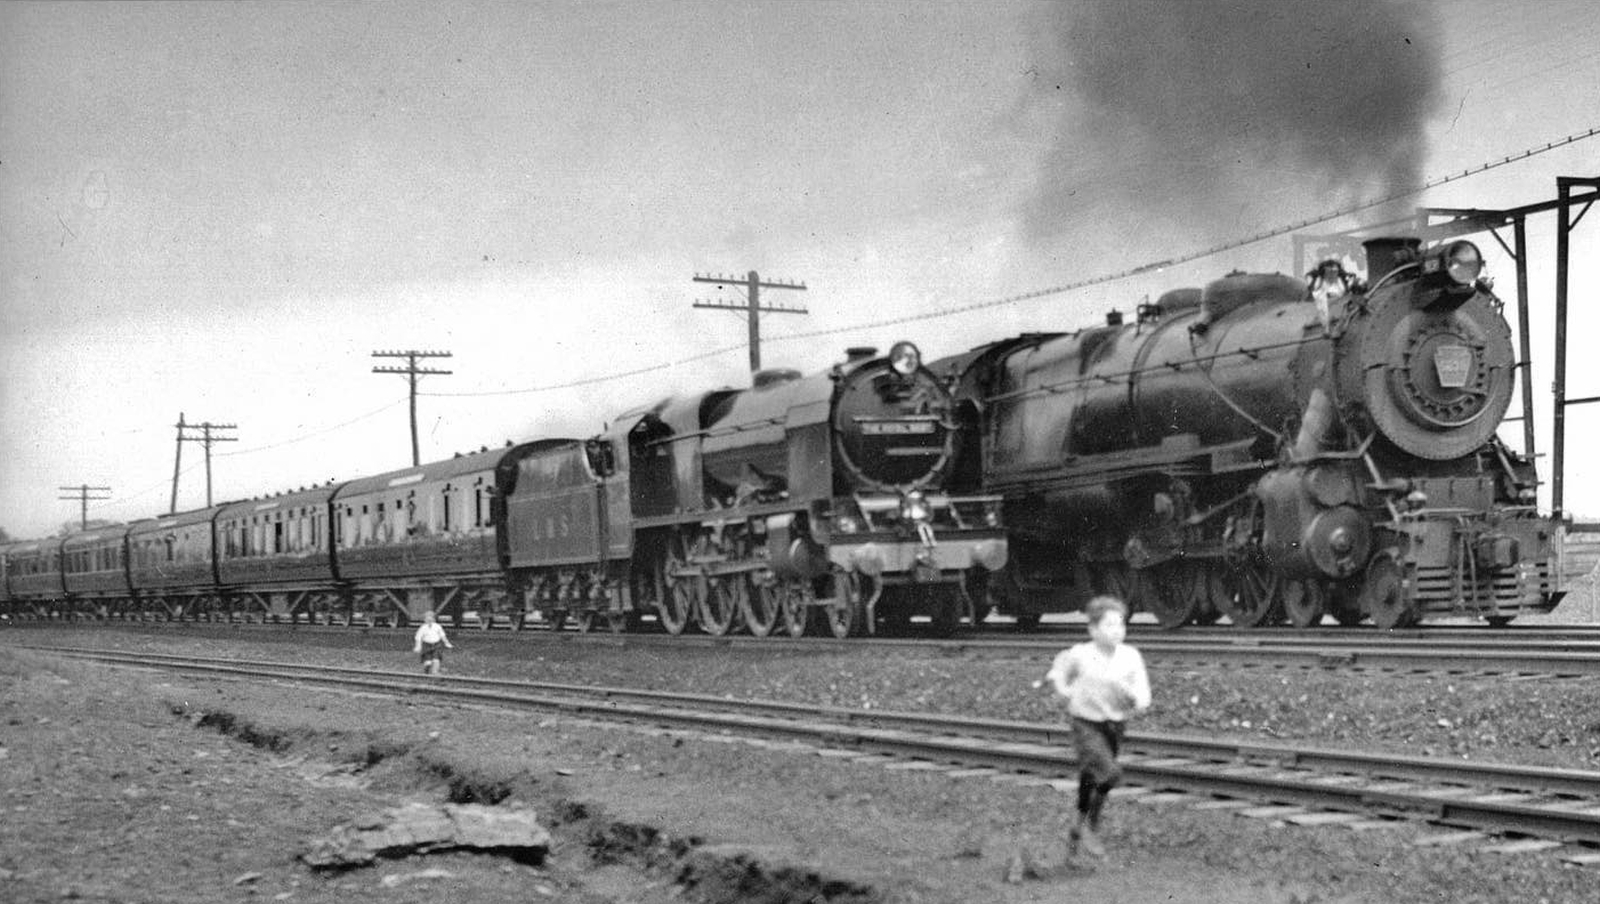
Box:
[170,412,186,514]
[58,484,111,530]
[170,418,238,509]
[372,350,453,466]
[692,271,808,372]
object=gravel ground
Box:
[3,624,1600,903]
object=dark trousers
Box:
[1072,717,1125,829]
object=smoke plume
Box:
[1019,0,1446,256]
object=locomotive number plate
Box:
[861,421,936,435]
[1433,345,1472,388]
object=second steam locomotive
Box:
[936,236,1562,629]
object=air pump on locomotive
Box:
[936,237,1563,629]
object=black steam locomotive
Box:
[935,237,1562,629]
[1,342,1007,637]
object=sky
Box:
[1,0,1597,540]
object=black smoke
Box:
[1019,0,1446,254]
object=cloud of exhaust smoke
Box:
[1018,0,1446,259]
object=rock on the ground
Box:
[302,802,550,869]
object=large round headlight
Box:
[1443,241,1482,285]
[888,341,921,376]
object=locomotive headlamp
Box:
[1422,240,1483,286]
[1445,241,1483,285]
[900,490,932,523]
[888,341,921,376]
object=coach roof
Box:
[331,445,515,500]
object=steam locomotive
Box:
[935,237,1562,629]
[1,342,1007,637]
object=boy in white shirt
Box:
[413,610,453,675]
[1044,595,1151,858]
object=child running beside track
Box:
[412,610,453,675]
[1043,595,1151,859]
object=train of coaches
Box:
[0,236,1565,633]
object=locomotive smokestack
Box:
[1363,237,1423,283]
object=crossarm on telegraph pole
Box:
[693,271,808,372]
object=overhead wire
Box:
[426,125,1600,397]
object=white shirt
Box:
[1046,641,1151,722]
[414,622,448,646]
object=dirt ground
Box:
[2,629,1597,903]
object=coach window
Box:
[273,515,284,554]
[441,485,454,534]
[474,479,486,528]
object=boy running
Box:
[1044,595,1151,858]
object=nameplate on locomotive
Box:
[859,421,935,435]
[1433,345,1472,388]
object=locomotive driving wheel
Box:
[779,577,813,638]
[1218,556,1283,628]
[656,531,701,636]
[1148,561,1207,629]
[1361,552,1416,630]
[699,575,743,636]
[1281,579,1327,629]
[741,575,782,638]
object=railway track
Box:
[27,644,1600,862]
[11,618,1600,677]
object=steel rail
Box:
[30,645,1600,845]
[10,619,1600,675]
